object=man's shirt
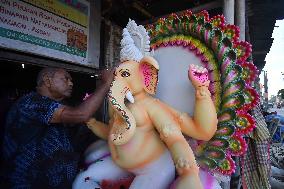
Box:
[1,92,94,189]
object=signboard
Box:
[0,0,91,66]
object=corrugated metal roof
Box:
[102,0,284,70]
[247,0,284,70]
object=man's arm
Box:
[51,69,114,124]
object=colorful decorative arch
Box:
[146,10,259,175]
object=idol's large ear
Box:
[139,56,159,95]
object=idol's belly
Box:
[109,128,167,170]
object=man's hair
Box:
[36,67,62,87]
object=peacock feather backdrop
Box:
[146,10,259,176]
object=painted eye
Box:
[121,71,130,77]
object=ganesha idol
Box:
[72,19,218,189]
[73,11,259,189]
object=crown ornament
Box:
[120,19,153,63]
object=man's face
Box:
[48,69,73,100]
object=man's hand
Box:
[100,68,115,86]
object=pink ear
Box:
[139,57,159,95]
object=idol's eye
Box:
[121,71,130,77]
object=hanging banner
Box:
[0,0,90,65]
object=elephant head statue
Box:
[106,19,159,145]
[108,56,159,145]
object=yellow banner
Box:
[23,0,88,27]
